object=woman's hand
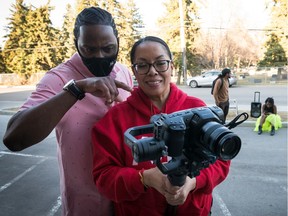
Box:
[163,176,196,206]
[143,168,196,206]
[142,167,166,194]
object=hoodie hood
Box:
[127,83,188,117]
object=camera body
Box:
[124,106,242,186]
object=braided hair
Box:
[73,7,118,40]
[265,97,274,105]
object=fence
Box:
[0,72,45,85]
[1,66,287,86]
[235,66,287,85]
[181,66,288,85]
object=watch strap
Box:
[63,79,85,100]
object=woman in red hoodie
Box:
[92,36,230,216]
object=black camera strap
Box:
[225,112,249,129]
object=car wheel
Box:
[189,80,198,88]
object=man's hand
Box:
[76,77,132,104]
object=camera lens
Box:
[132,138,166,162]
[201,122,241,160]
[217,133,241,160]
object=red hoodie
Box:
[92,83,230,216]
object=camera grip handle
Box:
[167,173,186,187]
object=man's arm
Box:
[213,79,222,105]
[3,77,132,151]
[3,90,78,151]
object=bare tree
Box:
[194,18,262,73]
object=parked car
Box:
[239,72,250,79]
[132,75,138,87]
[186,70,237,88]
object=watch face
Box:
[63,79,74,89]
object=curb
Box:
[1,108,287,128]
[0,108,20,116]
[238,120,287,128]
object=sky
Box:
[0,0,271,46]
[199,0,271,30]
[0,0,166,45]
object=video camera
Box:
[124,106,248,186]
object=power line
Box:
[3,45,72,52]
[202,27,281,32]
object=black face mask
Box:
[81,55,117,77]
[75,41,118,77]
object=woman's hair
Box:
[73,7,118,40]
[265,97,274,105]
[130,36,172,64]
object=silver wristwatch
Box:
[63,79,85,100]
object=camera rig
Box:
[124,106,248,186]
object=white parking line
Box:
[1,150,62,214]
[0,150,47,158]
[47,195,62,216]
[0,158,47,192]
[213,191,232,216]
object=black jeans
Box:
[218,100,230,122]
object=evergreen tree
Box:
[258,33,287,67]
[183,0,200,76]
[116,0,143,65]
[75,0,119,14]
[74,0,143,65]
[60,3,76,61]
[0,46,8,73]
[157,0,200,84]
[3,0,29,79]
[269,0,288,58]
[3,0,60,81]
[75,0,99,14]
[24,2,60,75]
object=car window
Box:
[205,72,212,77]
[212,72,220,76]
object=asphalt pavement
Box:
[0,85,287,216]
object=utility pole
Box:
[179,0,187,84]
